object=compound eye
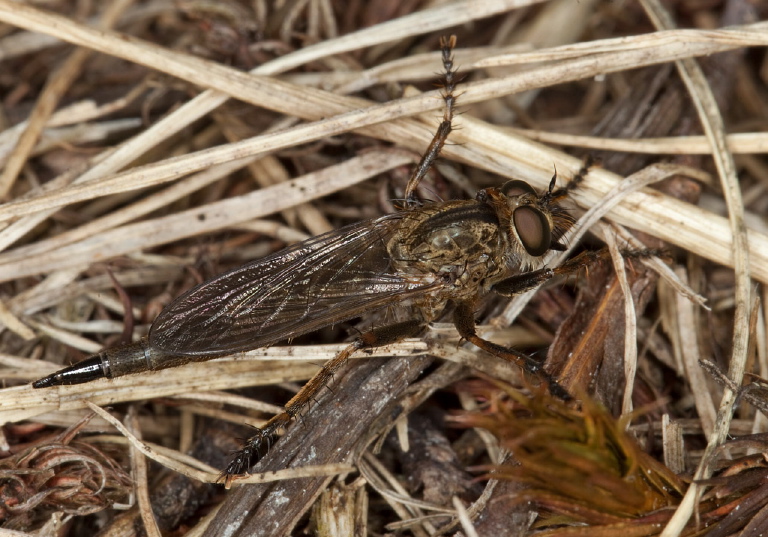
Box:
[501,180,536,198]
[513,206,551,256]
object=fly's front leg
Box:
[222,319,424,486]
[493,248,662,297]
[492,249,609,297]
[453,301,571,401]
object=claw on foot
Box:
[218,423,282,488]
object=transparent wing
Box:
[149,214,442,356]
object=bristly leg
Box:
[404,35,458,206]
[452,300,572,401]
[494,247,663,299]
[219,320,424,487]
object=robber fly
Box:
[33,37,597,486]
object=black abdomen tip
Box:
[31,356,107,388]
[32,375,58,389]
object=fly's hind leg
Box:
[222,319,424,486]
[452,301,572,401]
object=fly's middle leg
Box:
[222,319,424,486]
[452,300,572,401]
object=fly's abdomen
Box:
[102,337,157,377]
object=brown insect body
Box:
[33,188,568,384]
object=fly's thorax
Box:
[387,200,507,296]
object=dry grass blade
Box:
[637,0,752,535]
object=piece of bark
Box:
[550,257,659,409]
[205,354,433,537]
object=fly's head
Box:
[478,173,576,271]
